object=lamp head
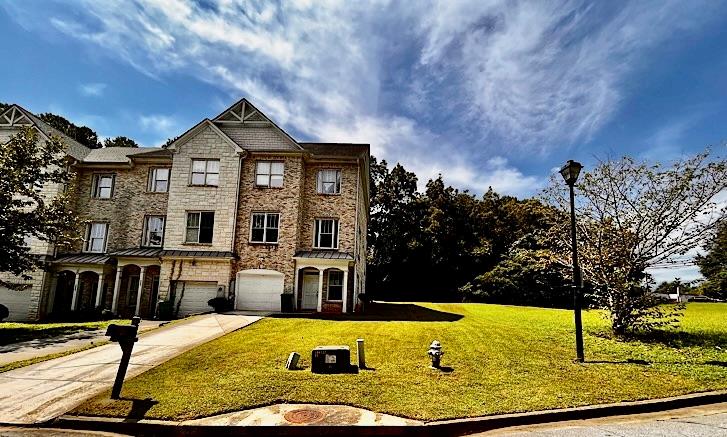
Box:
[559,160,583,186]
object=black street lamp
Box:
[559,159,585,363]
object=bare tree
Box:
[544,148,726,334]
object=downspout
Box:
[353,159,360,312]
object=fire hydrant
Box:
[428,340,444,369]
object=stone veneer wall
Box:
[69,163,170,252]
[164,125,241,252]
[232,153,305,293]
[299,162,359,253]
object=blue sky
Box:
[2,0,726,281]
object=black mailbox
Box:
[105,318,141,399]
[105,324,138,343]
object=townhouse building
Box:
[0,99,369,321]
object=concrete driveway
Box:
[0,313,260,425]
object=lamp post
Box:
[559,160,585,363]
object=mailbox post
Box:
[106,316,141,399]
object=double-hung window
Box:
[255,161,284,188]
[149,168,170,192]
[143,216,165,247]
[92,174,114,198]
[191,159,219,186]
[250,212,280,243]
[317,169,341,194]
[327,270,344,300]
[186,212,214,244]
[314,218,339,249]
[85,222,108,253]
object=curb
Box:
[10,390,727,436]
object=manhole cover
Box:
[284,408,325,424]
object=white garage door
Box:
[236,269,284,311]
[0,286,33,321]
[177,281,219,317]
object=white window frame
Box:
[249,212,280,244]
[255,161,284,188]
[317,169,341,194]
[185,211,215,244]
[190,159,220,186]
[148,167,170,192]
[314,218,339,249]
[327,269,344,301]
[126,275,140,308]
[92,174,114,199]
[84,222,108,253]
[142,215,165,247]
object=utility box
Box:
[311,346,350,373]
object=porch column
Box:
[111,268,123,314]
[95,273,105,309]
[293,267,299,310]
[70,270,81,311]
[135,266,147,317]
[342,269,349,313]
[317,269,324,312]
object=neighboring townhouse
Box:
[0,99,369,321]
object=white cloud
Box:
[5,0,718,197]
[78,82,107,97]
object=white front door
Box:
[301,272,319,310]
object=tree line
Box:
[368,148,726,334]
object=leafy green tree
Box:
[38,113,101,149]
[544,149,727,334]
[696,221,727,300]
[654,278,695,295]
[103,136,139,148]
[0,127,80,285]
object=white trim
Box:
[84,222,109,253]
[326,268,344,302]
[313,218,339,249]
[167,119,243,154]
[249,212,280,244]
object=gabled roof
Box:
[165,119,243,154]
[212,98,303,152]
[82,146,171,164]
[0,104,91,161]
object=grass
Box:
[71,303,727,421]
[0,319,123,346]
[0,340,110,373]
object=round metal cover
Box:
[284,408,325,424]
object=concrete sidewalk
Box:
[0,320,164,366]
[0,314,260,425]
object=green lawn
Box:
[0,320,123,346]
[72,303,727,421]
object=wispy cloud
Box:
[78,82,107,97]
[3,0,719,196]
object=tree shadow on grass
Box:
[0,326,105,347]
[271,302,463,322]
[591,328,727,350]
[121,397,158,422]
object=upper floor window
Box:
[143,216,165,247]
[327,270,344,301]
[250,212,279,244]
[149,168,170,192]
[317,169,341,194]
[85,222,108,253]
[186,211,214,244]
[314,218,339,249]
[191,159,219,186]
[255,161,284,188]
[92,174,114,198]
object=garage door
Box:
[176,281,219,317]
[0,286,33,321]
[236,269,284,311]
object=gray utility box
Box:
[311,346,350,373]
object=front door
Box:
[301,272,319,310]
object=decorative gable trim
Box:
[212,98,303,151]
[166,119,244,154]
[0,106,33,127]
